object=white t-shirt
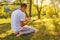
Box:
[11,9,25,32]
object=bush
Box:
[0,12,11,19]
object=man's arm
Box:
[20,21,29,27]
[20,17,30,27]
[19,13,30,27]
[20,21,25,27]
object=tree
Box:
[29,0,32,18]
[36,0,44,19]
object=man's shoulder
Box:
[12,9,20,13]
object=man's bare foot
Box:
[16,31,24,37]
[13,32,19,35]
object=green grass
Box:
[0,18,60,40]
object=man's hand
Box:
[20,17,31,27]
[20,21,25,27]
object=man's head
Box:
[20,4,27,12]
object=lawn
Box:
[0,17,60,40]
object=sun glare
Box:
[34,0,51,6]
[34,0,41,5]
[58,4,60,8]
[42,0,50,6]
[10,0,15,2]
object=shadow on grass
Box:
[1,30,60,40]
[0,19,60,40]
[0,23,36,40]
[1,33,35,40]
[0,23,11,34]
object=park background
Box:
[0,0,60,40]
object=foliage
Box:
[0,0,60,18]
[0,17,60,40]
[41,5,58,18]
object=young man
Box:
[11,4,35,37]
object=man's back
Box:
[11,9,25,32]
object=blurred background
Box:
[0,0,60,40]
[0,0,60,19]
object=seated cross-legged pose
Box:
[11,4,35,37]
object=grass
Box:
[0,17,60,40]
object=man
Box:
[11,4,35,37]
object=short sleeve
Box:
[19,13,25,21]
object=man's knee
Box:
[30,28,35,33]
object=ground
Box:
[0,17,60,40]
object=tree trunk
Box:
[38,10,40,19]
[29,0,32,18]
[38,0,43,19]
[20,0,22,4]
[25,11,29,17]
